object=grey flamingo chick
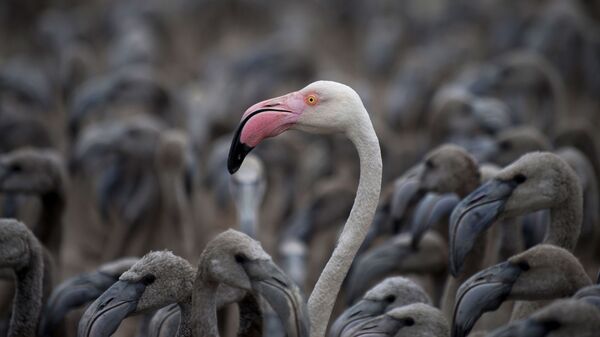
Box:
[78,251,194,337]
[341,303,449,337]
[329,277,431,337]
[486,299,600,337]
[452,245,591,337]
[193,229,308,337]
[79,230,308,337]
[449,152,582,277]
[0,148,66,260]
[346,232,448,304]
[0,219,46,337]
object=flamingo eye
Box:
[305,94,318,106]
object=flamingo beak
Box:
[329,299,386,337]
[410,193,459,249]
[228,93,304,174]
[244,259,310,337]
[340,314,409,337]
[346,240,413,304]
[449,179,516,276]
[452,261,522,337]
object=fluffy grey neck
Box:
[8,240,44,337]
[511,300,551,321]
[177,298,193,337]
[307,108,382,337]
[192,278,219,337]
[545,181,582,251]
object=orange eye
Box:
[305,95,318,106]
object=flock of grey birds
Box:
[1,0,600,336]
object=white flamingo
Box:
[228,81,382,337]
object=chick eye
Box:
[10,164,23,173]
[305,95,318,106]
[498,140,512,150]
[141,274,156,285]
[513,174,527,184]
[518,261,530,271]
[404,318,415,326]
[235,253,248,264]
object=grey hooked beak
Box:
[329,299,387,337]
[148,303,181,337]
[346,240,412,304]
[411,193,459,249]
[452,261,522,337]
[390,178,426,225]
[486,318,560,337]
[39,271,119,337]
[245,259,310,337]
[77,280,147,337]
[340,313,410,337]
[449,179,516,276]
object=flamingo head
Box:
[228,80,364,173]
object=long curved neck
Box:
[176,298,193,337]
[455,168,480,199]
[237,293,263,337]
[192,278,219,337]
[8,240,44,337]
[40,191,64,257]
[545,181,582,251]
[307,110,382,337]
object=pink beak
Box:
[228,92,304,173]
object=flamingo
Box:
[228,81,382,336]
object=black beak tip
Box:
[227,138,254,174]
[452,325,467,337]
[410,237,420,251]
[450,267,459,278]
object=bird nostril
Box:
[467,194,486,205]
[98,297,114,310]
[348,310,362,318]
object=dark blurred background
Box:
[0,0,599,335]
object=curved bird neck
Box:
[177,298,193,337]
[456,170,481,199]
[545,182,582,251]
[39,191,64,256]
[192,278,219,337]
[8,240,44,337]
[307,107,382,337]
